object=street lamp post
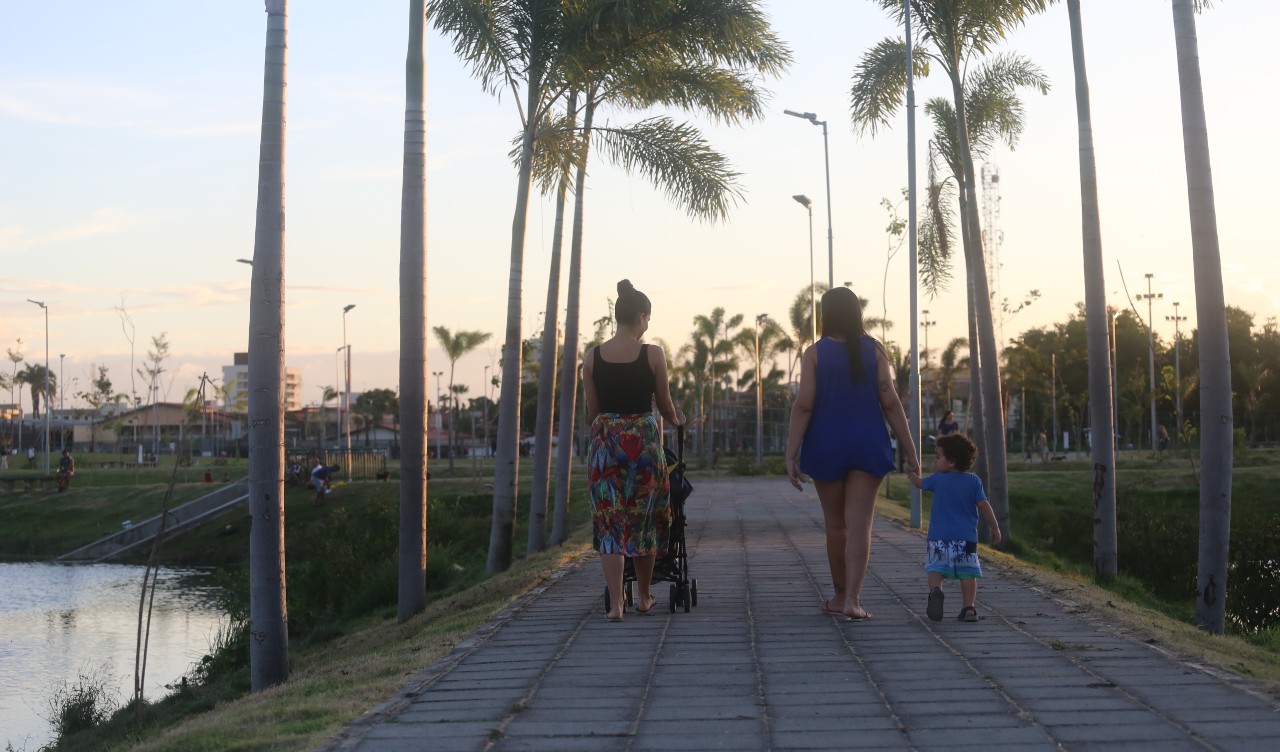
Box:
[58,353,64,450]
[482,364,491,458]
[27,300,49,473]
[1136,274,1162,451]
[754,314,767,467]
[1110,307,1121,460]
[342,303,356,482]
[783,110,834,287]
[1166,301,1187,443]
[432,370,444,442]
[920,310,936,423]
[792,195,816,344]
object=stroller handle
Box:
[677,424,685,461]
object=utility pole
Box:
[1051,352,1058,454]
[1136,273,1163,452]
[1166,301,1187,443]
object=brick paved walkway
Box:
[320,477,1280,751]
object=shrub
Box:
[45,667,119,740]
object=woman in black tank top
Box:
[583,280,685,621]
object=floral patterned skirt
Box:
[588,413,671,556]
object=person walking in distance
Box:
[583,280,684,622]
[785,287,919,620]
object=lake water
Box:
[0,563,226,750]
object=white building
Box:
[222,352,303,412]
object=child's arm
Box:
[906,469,923,489]
[977,500,1001,546]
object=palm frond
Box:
[918,144,955,298]
[513,104,587,196]
[426,0,524,97]
[591,117,743,222]
[602,60,765,125]
[849,38,930,137]
[965,52,1050,153]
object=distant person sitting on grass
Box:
[907,433,1001,623]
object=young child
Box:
[907,434,1001,622]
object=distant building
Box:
[221,351,303,411]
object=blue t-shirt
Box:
[923,471,987,542]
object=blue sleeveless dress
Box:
[798,336,894,481]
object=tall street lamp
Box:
[783,110,834,286]
[920,310,936,422]
[1136,273,1162,451]
[58,353,64,450]
[1110,307,1121,460]
[27,299,49,473]
[342,303,356,482]
[1167,299,1182,439]
[752,314,762,468]
[432,370,444,457]
[482,364,491,458]
[792,194,816,344]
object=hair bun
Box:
[617,279,635,296]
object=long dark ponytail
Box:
[819,287,867,383]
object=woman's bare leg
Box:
[813,478,849,609]
[601,553,625,620]
[633,554,656,611]
[842,470,883,618]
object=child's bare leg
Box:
[960,577,978,608]
[928,572,943,591]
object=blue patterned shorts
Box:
[925,539,982,580]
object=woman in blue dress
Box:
[785,288,919,619]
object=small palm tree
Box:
[432,327,492,473]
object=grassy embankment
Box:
[5,462,595,752]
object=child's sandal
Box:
[957,606,979,622]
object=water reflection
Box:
[0,563,226,749]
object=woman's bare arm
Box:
[875,341,919,476]
[583,347,600,419]
[784,345,818,489]
[650,346,684,425]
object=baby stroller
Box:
[605,426,697,614]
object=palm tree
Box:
[432,326,492,473]
[850,1,1051,546]
[1065,0,1118,579]
[1171,0,1233,634]
[935,336,969,414]
[398,0,429,621]
[692,308,743,463]
[246,0,289,691]
[428,0,567,573]
[546,0,789,547]
[17,363,54,418]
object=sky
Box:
[0,1,1274,413]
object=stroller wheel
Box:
[690,579,698,607]
[625,581,634,607]
[603,587,611,614]
[682,584,691,613]
[669,583,678,613]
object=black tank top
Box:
[593,344,656,414]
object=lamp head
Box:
[784,109,818,123]
[792,194,812,209]
[27,299,46,309]
[236,258,253,265]
[343,304,356,314]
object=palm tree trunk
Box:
[965,261,988,489]
[531,94,579,553]
[247,0,289,692]
[1067,0,1117,579]
[949,66,1010,545]
[487,60,542,574]
[1172,0,1232,633]
[551,94,594,547]
[396,0,428,622]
